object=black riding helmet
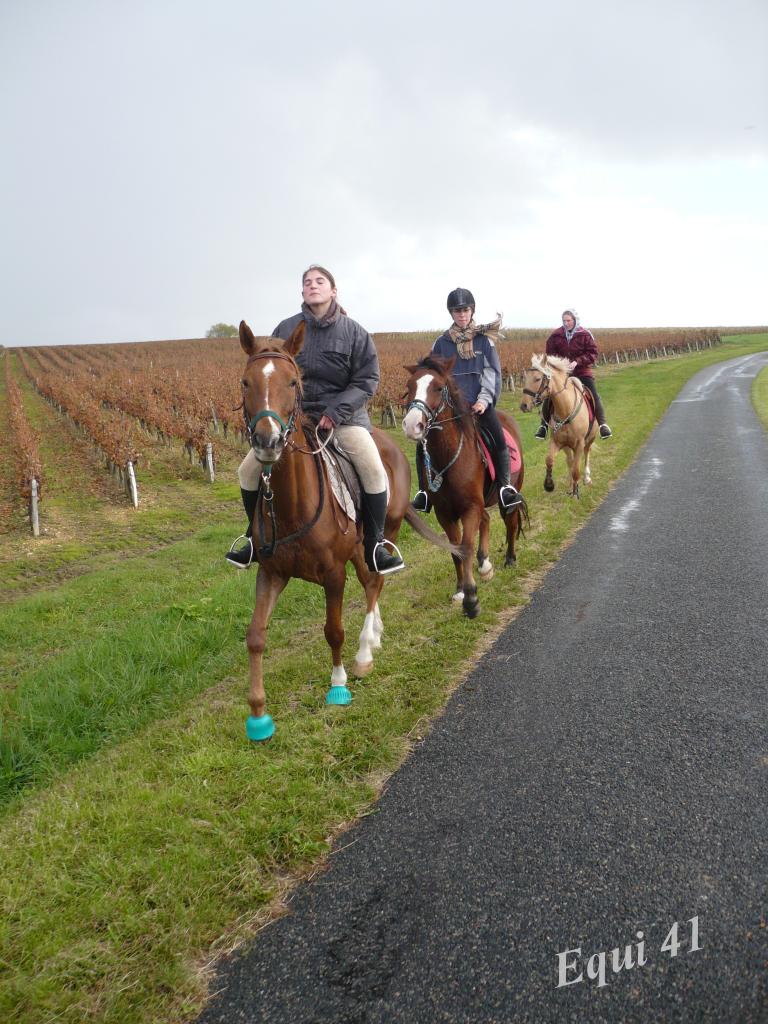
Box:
[447,287,475,312]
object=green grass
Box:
[753,362,768,431]
[0,335,766,1023]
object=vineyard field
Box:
[0,324,757,562]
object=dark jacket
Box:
[432,331,502,407]
[545,326,598,379]
[272,310,379,429]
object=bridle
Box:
[522,368,549,408]
[239,349,327,557]
[522,366,571,405]
[404,375,467,493]
[241,350,301,450]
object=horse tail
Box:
[403,507,463,559]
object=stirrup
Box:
[534,424,548,440]
[599,424,613,439]
[372,538,405,576]
[498,485,523,511]
[225,535,254,569]
[412,490,431,513]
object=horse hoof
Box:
[463,601,480,619]
[326,685,353,706]
[451,590,465,603]
[352,660,373,678]
[544,480,555,492]
[478,564,494,582]
[246,714,275,742]
[504,555,516,568]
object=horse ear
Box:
[239,320,256,356]
[404,363,419,375]
[531,353,544,371]
[566,359,578,374]
[283,318,306,357]
[444,355,457,373]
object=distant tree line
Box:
[205,323,237,338]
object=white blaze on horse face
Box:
[261,361,280,437]
[402,373,434,440]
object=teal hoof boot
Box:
[326,685,352,706]
[246,714,275,742]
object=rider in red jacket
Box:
[534,308,612,440]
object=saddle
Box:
[477,425,522,481]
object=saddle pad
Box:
[320,441,359,522]
[478,428,522,481]
[582,386,596,424]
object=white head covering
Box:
[562,308,580,341]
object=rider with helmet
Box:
[412,288,523,516]
[226,264,404,576]
[534,308,612,440]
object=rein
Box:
[241,349,327,558]
[551,379,584,435]
[255,451,325,559]
[406,382,468,493]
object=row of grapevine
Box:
[17,349,141,507]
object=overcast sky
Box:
[1,0,766,345]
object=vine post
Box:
[30,477,40,537]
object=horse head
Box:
[401,355,458,441]
[520,354,577,411]
[239,319,305,463]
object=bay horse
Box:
[402,355,527,619]
[519,354,598,498]
[236,319,455,741]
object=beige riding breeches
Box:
[237,425,387,494]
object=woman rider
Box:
[534,308,612,440]
[226,264,404,575]
[412,287,523,516]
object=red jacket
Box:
[545,326,598,379]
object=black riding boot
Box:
[411,448,432,513]
[225,488,259,568]
[593,394,613,437]
[494,445,523,515]
[362,490,405,575]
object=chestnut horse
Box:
[402,355,527,619]
[236,320,455,741]
[519,354,598,498]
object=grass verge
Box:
[0,335,766,1023]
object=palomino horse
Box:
[236,319,454,741]
[519,354,598,498]
[402,355,527,619]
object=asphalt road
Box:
[198,353,768,1024]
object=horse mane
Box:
[543,354,573,375]
[415,355,478,441]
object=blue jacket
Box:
[432,331,502,407]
